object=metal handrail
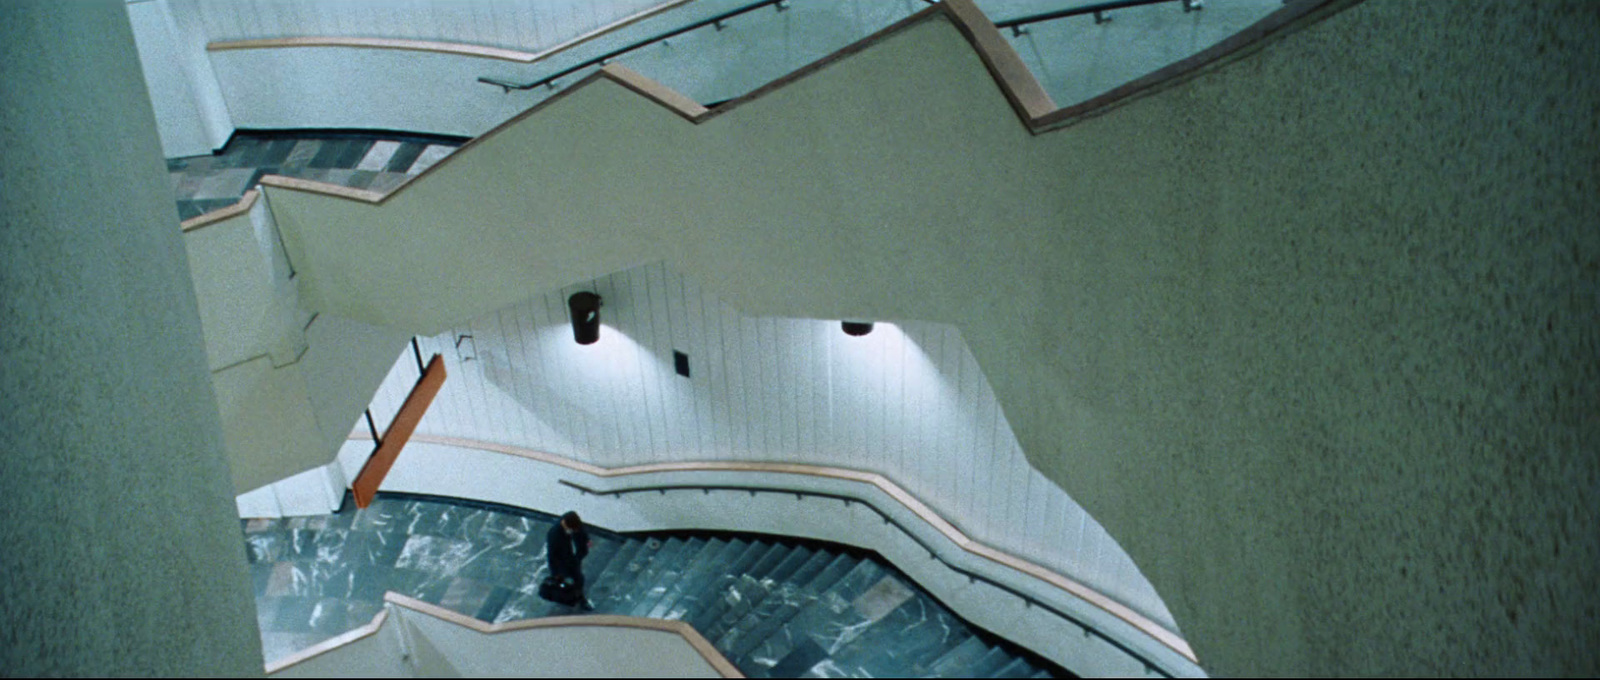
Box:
[994,0,1202,32]
[479,0,790,93]
[480,0,1205,93]
[559,478,1174,678]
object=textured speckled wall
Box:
[1035,2,1599,675]
[0,2,263,675]
[263,1,1597,675]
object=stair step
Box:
[926,635,990,677]
[617,537,689,615]
[586,538,643,609]
[747,558,890,677]
[717,550,835,657]
[629,537,708,618]
[965,646,1014,678]
[651,538,746,620]
[735,553,859,673]
[991,657,1037,678]
[596,537,663,612]
[684,540,778,633]
[701,544,811,644]
[577,536,621,592]
[821,591,969,678]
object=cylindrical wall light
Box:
[568,292,603,345]
[841,320,874,337]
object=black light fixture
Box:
[567,292,603,345]
[841,320,874,337]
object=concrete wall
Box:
[262,2,1600,675]
[0,2,263,675]
[183,201,409,494]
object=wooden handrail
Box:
[264,607,389,674]
[180,188,258,232]
[208,0,694,64]
[264,592,741,677]
[349,431,1197,665]
[380,593,742,678]
[351,354,446,508]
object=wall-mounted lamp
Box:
[841,320,874,337]
[568,292,603,345]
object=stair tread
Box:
[629,537,709,618]
[991,657,1037,678]
[586,538,644,607]
[815,591,970,678]
[684,540,777,632]
[596,537,662,612]
[746,558,891,677]
[734,553,861,672]
[718,550,835,657]
[651,538,746,620]
[926,635,990,677]
[702,544,811,644]
[616,537,689,614]
[964,646,1015,678]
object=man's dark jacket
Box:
[546,522,589,581]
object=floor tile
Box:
[384,142,427,173]
[355,140,401,171]
[282,140,322,170]
[334,140,375,169]
[406,144,455,174]
[308,140,349,169]
[191,168,255,200]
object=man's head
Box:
[560,511,582,532]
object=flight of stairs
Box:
[245,492,1066,678]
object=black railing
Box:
[559,478,1175,678]
[479,0,790,93]
[481,0,1205,94]
[995,0,1202,34]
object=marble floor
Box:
[244,492,1066,678]
[168,131,464,221]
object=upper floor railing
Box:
[476,0,1213,95]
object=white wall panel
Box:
[358,261,1179,633]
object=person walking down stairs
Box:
[544,511,594,611]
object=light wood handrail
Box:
[379,592,742,678]
[207,0,694,64]
[263,592,740,676]
[180,188,259,232]
[351,431,1197,664]
[264,607,389,674]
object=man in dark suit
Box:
[546,511,593,610]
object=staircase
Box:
[246,493,1066,678]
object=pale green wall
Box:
[0,2,263,675]
[264,1,1598,675]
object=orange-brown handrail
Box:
[351,353,446,508]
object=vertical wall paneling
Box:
[345,260,1179,631]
